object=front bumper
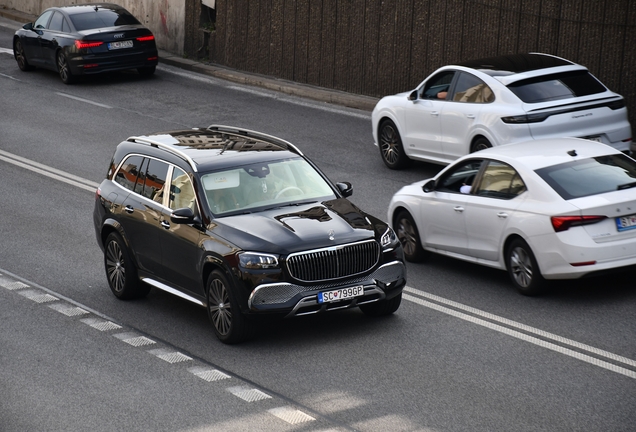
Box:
[247,261,406,316]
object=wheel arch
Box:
[502,233,539,271]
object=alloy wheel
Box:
[208,278,232,336]
[105,240,125,293]
[397,217,418,257]
[15,41,27,69]
[509,245,533,288]
[380,124,400,165]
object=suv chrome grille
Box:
[286,240,380,282]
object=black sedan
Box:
[13,3,158,84]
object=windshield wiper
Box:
[617,181,636,190]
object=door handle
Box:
[454,206,464,212]
[431,111,440,117]
[124,205,134,214]
[161,220,170,229]
[466,114,475,119]
[497,212,508,218]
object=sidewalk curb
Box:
[0,7,378,112]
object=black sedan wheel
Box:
[14,39,35,71]
[206,270,255,344]
[57,51,76,84]
[379,120,410,169]
[104,232,149,300]
[395,210,426,262]
[506,238,546,296]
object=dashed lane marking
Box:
[268,406,316,424]
[148,348,193,364]
[227,386,272,402]
[188,366,231,382]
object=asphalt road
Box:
[1,16,635,432]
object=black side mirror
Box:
[408,90,418,101]
[170,207,195,224]
[336,182,353,197]
[23,22,34,31]
[422,179,436,193]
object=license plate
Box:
[616,214,636,231]
[317,285,363,303]
[583,135,603,143]
[108,40,133,50]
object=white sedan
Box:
[372,53,633,169]
[388,138,636,295]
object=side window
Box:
[62,17,71,33]
[48,11,64,32]
[421,71,456,100]
[475,161,526,199]
[437,159,484,194]
[34,10,53,29]
[451,72,494,103]
[169,167,197,211]
[114,155,144,191]
[142,159,169,203]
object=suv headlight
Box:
[238,252,280,269]
[381,227,398,248]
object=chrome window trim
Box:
[128,136,199,172]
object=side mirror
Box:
[408,90,418,101]
[422,179,436,193]
[170,207,195,224]
[23,22,34,31]
[336,182,353,197]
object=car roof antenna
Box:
[567,150,577,157]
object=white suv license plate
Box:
[108,40,133,50]
[317,285,364,303]
[616,214,636,231]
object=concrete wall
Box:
[0,0,185,54]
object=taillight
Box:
[501,113,550,124]
[75,40,103,49]
[551,215,607,232]
[136,35,155,42]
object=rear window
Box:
[507,70,607,103]
[535,154,636,200]
[70,9,140,31]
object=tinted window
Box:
[475,161,526,199]
[62,17,71,33]
[48,11,64,31]
[507,70,607,103]
[114,155,144,191]
[34,10,53,29]
[437,160,484,194]
[535,154,636,200]
[451,72,494,103]
[169,167,197,211]
[142,159,169,202]
[69,9,141,31]
[421,71,456,100]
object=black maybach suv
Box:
[93,125,406,343]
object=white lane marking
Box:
[56,92,113,109]
[0,47,13,54]
[405,286,636,369]
[0,149,99,193]
[158,65,371,120]
[227,386,272,402]
[268,406,315,424]
[404,293,636,379]
[0,72,20,81]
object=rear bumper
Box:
[68,49,158,75]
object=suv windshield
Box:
[70,9,141,31]
[201,157,336,216]
[535,154,636,200]
[507,70,606,103]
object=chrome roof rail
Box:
[206,124,304,156]
[127,136,199,172]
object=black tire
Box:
[104,232,150,300]
[395,210,426,262]
[505,238,546,296]
[14,39,35,71]
[379,120,410,169]
[137,66,156,77]
[57,51,76,84]
[359,292,402,316]
[471,137,492,153]
[206,270,256,344]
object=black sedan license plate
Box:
[616,213,636,231]
[108,40,133,50]
[317,285,363,303]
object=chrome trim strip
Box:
[140,277,205,306]
[287,239,377,257]
[128,136,199,172]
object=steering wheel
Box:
[275,186,303,199]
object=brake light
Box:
[136,35,155,42]
[501,113,550,124]
[147,56,158,61]
[75,40,103,49]
[551,215,607,232]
